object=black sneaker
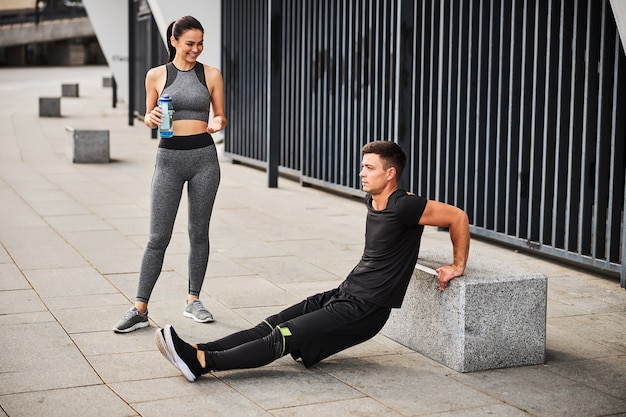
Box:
[113,307,149,333]
[162,325,206,382]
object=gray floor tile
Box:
[72,327,157,356]
[0,322,101,395]
[132,389,271,417]
[272,238,363,264]
[30,199,91,219]
[205,275,300,309]
[547,356,626,400]
[109,375,226,404]
[0,246,11,264]
[278,280,344,300]
[88,350,181,384]
[0,311,54,326]
[271,397,404,417]
[55,304,150,333]
[453,365,626,417]
[0,385,137,417]
[414,404,537,417]
[44,293,130,316]
[0,264,30,290]
[24,266,116,298]
[0,289,46,315]
[9,242,87,270]
[0,225,64,248]
[243,255,341,284]
[81,246,144,275]
[45,213,113,233]
[319,355,499,416]
[218,364,364,410]
[63,229,140,252]
[214,236,291,259]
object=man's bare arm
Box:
[418,200,470,291]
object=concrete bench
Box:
[65,126,110,163]
[39,97,61,117]
[61,83,79,97]
[381,249,547,373]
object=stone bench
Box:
[65,126,110,163]
[381,249,547,373]
[39,97,61,117]
[61,83,79,97]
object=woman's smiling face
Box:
[172,29,204,63]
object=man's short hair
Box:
[361,141,407,178]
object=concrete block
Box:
[39,97,61,117]
[382,249,547,373]
[65,126,110,163]
[61,83,79,97]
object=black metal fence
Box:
[410,0,626,282]
[222,0,625,286]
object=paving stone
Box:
[132,389,270,417]
[218,364,363,410]
[24,266,115,298]
[318,355,499,415]
[0,386,136,417]
[271,397,404,417]
[0,322,101,395]
[452,365,626,417]
[0,263,30,290]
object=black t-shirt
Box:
[339,189,427,308]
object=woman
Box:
[114,15,227,333]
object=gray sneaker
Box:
[183,299,214,323]
[113,307,149,333]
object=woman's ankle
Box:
[134,302,148,314]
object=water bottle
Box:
[158,94,174,138]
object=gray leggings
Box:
[136,144,220,303]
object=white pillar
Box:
[82,0,129,104]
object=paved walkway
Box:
[0,66,625,417]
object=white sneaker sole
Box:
[183,310,214,323]
[155,328,176,365]
[113,319,149,333]
[163,325,197,382]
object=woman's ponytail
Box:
[166,21,176,63]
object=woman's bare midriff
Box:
[173,120,209,136]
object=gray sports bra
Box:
[161,63,211,122]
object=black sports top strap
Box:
[164,62,177,90]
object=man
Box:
[156,140,470,382]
